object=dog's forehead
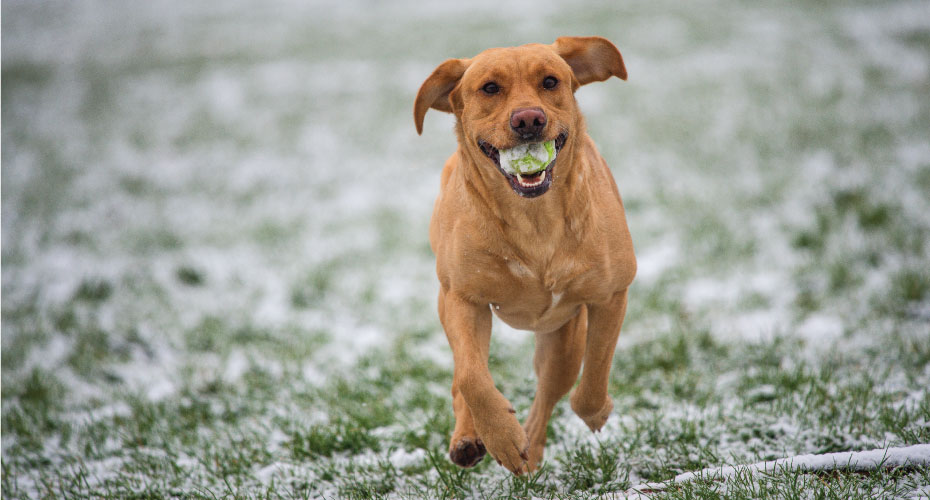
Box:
[464,44,568,81]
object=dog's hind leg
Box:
[523,306,587,470]
[571,289,628,432]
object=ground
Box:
[2,0,930,498]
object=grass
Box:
[638,464,930,500]
[3,316,927,497]
[3,0,930,498]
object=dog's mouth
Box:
[478,133,567,198]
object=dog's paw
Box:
[449,437,486,468]
[475,412,529,475]
[524,442,546,472]
[570,392,614,432]
[522,415,549,472]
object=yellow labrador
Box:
[414,36,636,474]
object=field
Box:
[3,0,930,498]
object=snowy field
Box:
[3,0,930,498]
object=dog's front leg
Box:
[439,288,529,474]
[570,288,629,432]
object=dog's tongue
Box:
[499,140,556,175]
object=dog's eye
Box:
[542,76,559,89]
[482,82,500,95]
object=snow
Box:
[624,444,930,496]
[795,314,845,343]
[389,447,427,468]
[909,484,930,500]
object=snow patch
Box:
[625,444,930,496]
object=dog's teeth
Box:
[516,171,546,188]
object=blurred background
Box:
[3,0,929,497]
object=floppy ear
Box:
[414,58,471,135]
[551,36,627,88]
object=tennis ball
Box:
[499,140,556,175]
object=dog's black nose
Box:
[510,107,547,138]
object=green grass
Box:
[3,317,926,498]
[3,0,930,498]
[638,465,930,500]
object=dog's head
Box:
[414,36,626,198]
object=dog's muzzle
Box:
[478,133,567,198]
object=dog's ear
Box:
[551,36,627,90]
[414,58,471,135]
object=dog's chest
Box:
[503,253,584,290]
[483,250,610,331]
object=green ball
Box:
[501,140,556,175]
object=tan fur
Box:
[414,37,636,475]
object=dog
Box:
[414,36,636,475]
